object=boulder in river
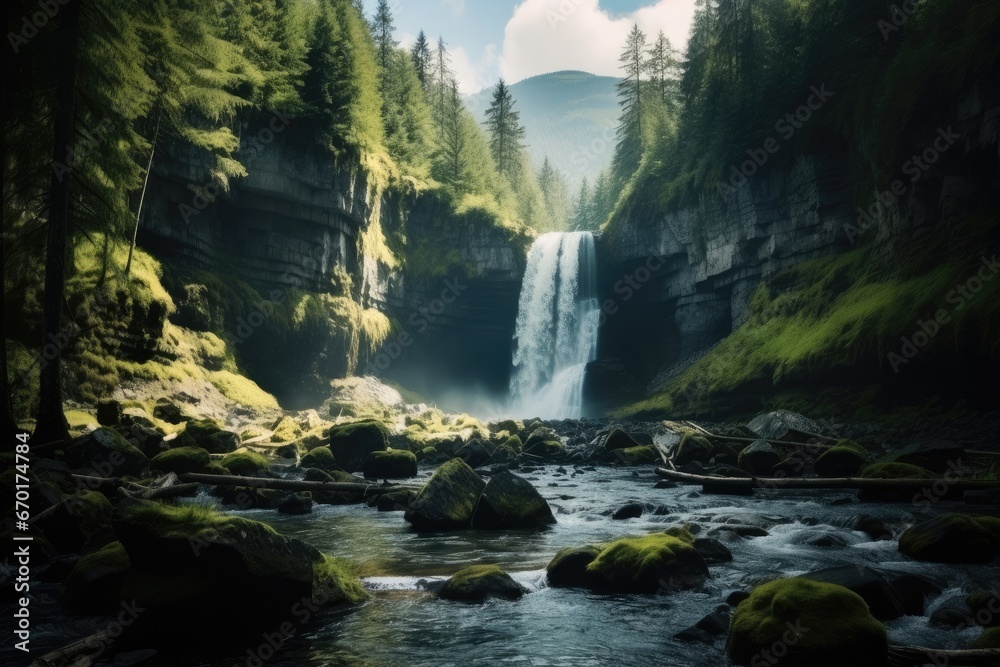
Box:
[455,438,494,469]
[898,513,1000,563]
[737,440,780,476]
[523,426,559,450]
[182,418,240,454]
[674,434,714,466]
[726,578,888,667]
[693,537,733,564]
[111,498,367,646]
[66,427,149,477]
[471,470,556,529]
[612,503,644,520]
[603,428,641,452]
[551,528,709,594]
[363,449,418,479]
[798,565,925,620]
[972,627,1000,649]
[405,458,486,531]
[220,449,270,476]
[674,609,730,644]
[329,419,390,472]
[438,564,526,602]
[608,445,659,465]
[300,446,340,472]
[277,491,314,515]
[814,439,868,477]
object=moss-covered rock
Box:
[798,565,921,621]
[603,428,641,452]
[674,434,714,466]
[183,418,240,454]
[269,416,302,443]
[972,627,1000,649]
[59,541,131,612]
[860,462,935,479]
[455,438,493,469]
[328,419,390,472]
[220,450,270,476]
[738,440,780,476]
[524,439,565,460]
[65,427,149,477]
[439,564,525,602]
[404,458,486,531]
[898,514,1000,563]
[300,446,339,471]
[150,446,212,475]
[814,439,868,477]
[727,578,888,666]
[503,434,523,452]
[472,470,556,530]
[546,545,603,588]
[363,449,418,479]
[112,499,366,646]
[35,490,115,555]
[584,530,708,593]
[372,489,416,512]
[277,491,313,515]
[967,590,1000,627]
[523,427,558,451]
[609,445,658,465]
[490,419,524,435]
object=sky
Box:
[360,0,699,95]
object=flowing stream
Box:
[212,464,996,667]
[509,232,600,419]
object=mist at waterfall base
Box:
[507,232,600,419]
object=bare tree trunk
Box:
[124,112,160,277]
[33,0,81,446]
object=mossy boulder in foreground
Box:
[59,541,131,612]
[112,499,366,645]
[898,514,1000,563]
[547,529,708,594]
[363,449,418,479]
[404,458,486,531]
[472,470,556,529]
[150,446,212,475]
[726,578,888,667]
[438,564,526,602]
[328,419,390,472]
[814,439,868,477]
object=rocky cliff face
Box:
[139,131,529,403]
[597,80,1000,399]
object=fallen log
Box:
[888,644,1000,667]
[654,467,1000,493]
[179,472,419,494]
[673,421,835,451]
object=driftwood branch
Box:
[654,467,1000,493]
[888,644,1000,667]
[178,472,418,494]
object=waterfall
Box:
[510,231,599,419]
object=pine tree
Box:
[613,24,647,185]
[410,30,432,88]
[435,79,468,189]
[646,30,681,109]
[537,157,570,231]
[484,78,526,182]
[372,0,398,76]
[572,177,592,230]
[430,37,452,139]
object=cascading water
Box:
[509,231,600,418]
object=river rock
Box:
[111,498,366,645]
[277,491,313,515]
[149,446,212,474]
[405,458,486,531]
[373,489,416,512]
[799,565,922,620]
[220,450,270,476]
[363,449,418,479]
[300,446,340,471]
[471,470,556,529]
[898,513,1000,563]
[524,426,559,450]
[726,579,888,666]
[674,609,730,644]
[455,438,493,469]
[814,439,868,477]
[737,440,780,476]
[439,564,526,602]
[182,418,240,454]
[59,541,131,612]
[746,411,823,442]
[972,627,1000,649]
[546,545,603,588]
[967,590,1000,627]
[66,427,149,477]
[885,441,966,474]
[674,434,714,465]
[603,428,642,451]
[612,502,644,520]
[329,419,390,472]
[930,594,973,628]
[693,537,733,564]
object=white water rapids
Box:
[509,232,600,418]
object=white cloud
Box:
[442,0,466,16]
[451,44,499,96]
[500,0,697,83]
